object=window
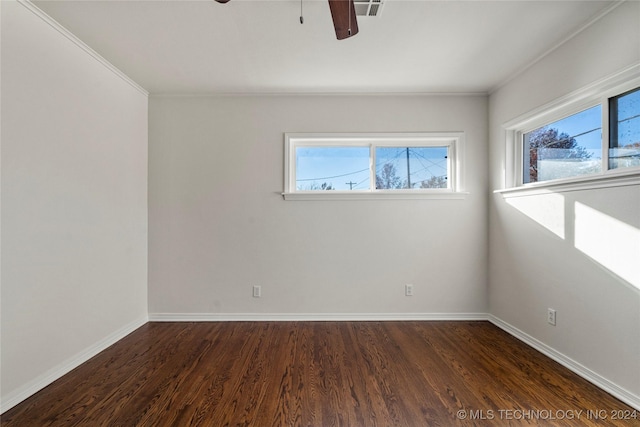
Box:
[523,105,602,184]
[609,87,640,170]
[504,73,640,191]
[284,133,465,200]
[295,146,370,191]
[375,146,449,189]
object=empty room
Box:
[1,0,639,425]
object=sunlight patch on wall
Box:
[506,193,565,239]
[575,202,640,289]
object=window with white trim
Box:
[283,133,465,200]
[504,74,640,191]
[609,87,640,170]
[523,104,602,184]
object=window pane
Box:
[609,87,640,170]
[375,146,448,189]
[523,105,602,183]
[295,146,370,190]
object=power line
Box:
[617,112,640,124]
[297,147,448,186]
[374,147,407,168]
[410,148,448,172]
[532,127,601,150]
[353,175,370,190]
[296,167,369,182]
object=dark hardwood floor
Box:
[1,321,637,426]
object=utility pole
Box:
[345,181,357,190]
[406,147,412,189]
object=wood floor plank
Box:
[2,321,637,426]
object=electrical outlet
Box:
[547,308,556,326]
[253,285,261,298]
[405,284,414,296]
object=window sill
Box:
[282,191,469,201]
[495,171,640,198]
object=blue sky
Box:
[616,88,640,147]
[540,104,602,158]
[295,146,448,191]
[295,146,370,190]
[533,87,640,157]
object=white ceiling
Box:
[33,0,616,94]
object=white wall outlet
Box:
[405,284,414,296]
[547,308,556,326]
[253,285,261,298]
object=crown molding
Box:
[17,0,148,97]
[150,91,488,98]
[489,1,626,95]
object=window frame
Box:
[283,132,466,200]
[500,68,640,196]
[517,100,604,186]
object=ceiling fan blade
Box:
[328,0,359,40]
[214,0,231,3]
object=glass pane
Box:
[609,87,640,170]
[375,146,448,189]
[523,105,602,183]
[295,146,370,191]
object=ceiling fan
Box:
[213,0,359,40]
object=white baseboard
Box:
[488,314,640,410]
[4,313,637,414]
[0,315,148,414]
[148,312,490,322]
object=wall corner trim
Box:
[488,314,640,410]
[17,0,149,97]
[0,315,149,414]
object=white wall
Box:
[4,0,635,414]
[1,1,148,410]
[149,94,488,318]
[489,1,640,405]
